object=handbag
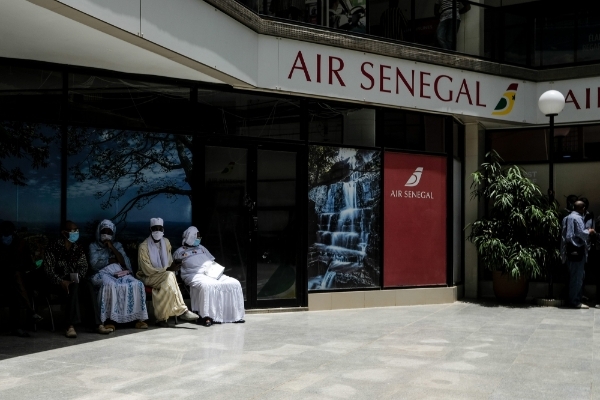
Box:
[566,242,585,262]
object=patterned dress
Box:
[89,228,148,324]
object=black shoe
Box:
[30,313,43,323]
[11,329,30,338]
[155,320,170,328]
[233,319,245,324]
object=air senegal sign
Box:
[276,39,534,124]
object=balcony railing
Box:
[233,0,600,68]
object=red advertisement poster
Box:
[383,152,446,287]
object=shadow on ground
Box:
[0,306,202,361]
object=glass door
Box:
[202,144,303,308]
[203,146,249,301]
[255,149,298,304]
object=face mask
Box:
[151,231,164,241]
[67,232,79,243]
[100,234,113,242]
[192,238,201,247]
[35,259,43,268]
[1,235,13,246]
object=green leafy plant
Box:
[467,151,561,279]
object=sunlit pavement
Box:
[1,301,600,399]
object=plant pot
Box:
[492,270,529,303]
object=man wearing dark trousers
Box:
[42,220,113,338]
[561,201,595,309]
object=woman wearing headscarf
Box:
[89,219,148,329]
[137,218,199,326]
[173,226,245,327]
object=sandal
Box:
[65,327,77,338]
[104,324,116,331]
[97,325,113,334]
[135,321,148,329]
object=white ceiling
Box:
[0,0,223,84]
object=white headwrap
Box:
[147,217,168,269]
[96,219,116,243]
[182,226,199,246]
[150,217,164,227]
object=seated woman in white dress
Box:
[173,226,245,327]
[89,219,149,329]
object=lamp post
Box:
[538,90,565,300]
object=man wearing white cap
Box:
[137,218,198,326]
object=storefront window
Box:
[233,0,600,67]
[307,146,381,290]
[583,125,600,160]
[382,109,445,153]
[0,65,63,124]
[67,127,192,260]
[577,14,600,63]
[198,90,301,140]
[308,100,375,146]
[0,122,61,234]
[555,162,600,217]
[68,74,193,132]
[487,129,547,163]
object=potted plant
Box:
[467,151,561,302]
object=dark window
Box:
[487,129,548,163]
[68,74,193,132]
[0,65,63,124]
[197,90,301,140]
[382,109,445,153]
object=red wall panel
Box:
[383,152,447,287]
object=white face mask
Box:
[151,231,164,241]
[100,234,113,242]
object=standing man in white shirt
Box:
[561,201,595,309]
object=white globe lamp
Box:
[538,90,565,116]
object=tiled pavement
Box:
[1,301,600,399]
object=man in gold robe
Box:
[137,218,198,326]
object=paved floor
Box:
[1,301,600,399]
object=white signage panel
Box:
[537,78,600,124]
[273,39,537,124]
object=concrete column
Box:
[464,122,483,298]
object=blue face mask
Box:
[67,232,79,243]
[1,235,13,246]
[192,238,201,247]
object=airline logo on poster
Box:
[390,167,433,199]
[405,167,423,187]
[492,83,518,116]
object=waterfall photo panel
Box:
[307,146,381,290]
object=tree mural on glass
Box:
[67,127,193,225]
[0,122,55,185]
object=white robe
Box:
[174,245,245,323]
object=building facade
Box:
[1,0,599,310]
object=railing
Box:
[233,0,600,68]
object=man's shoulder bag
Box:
[566,242,585,262]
